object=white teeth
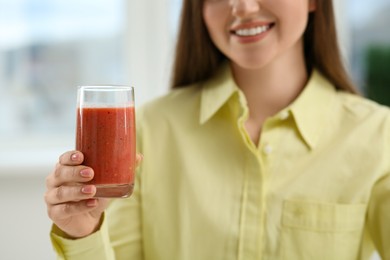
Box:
[235,25,270,37]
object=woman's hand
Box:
[44,151,142,238]
[44,151,109,238]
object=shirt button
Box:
[263,144,273,155]
[294,207,306,217]
[279,110,289,120]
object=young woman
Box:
[45,0,390,259]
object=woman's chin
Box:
[230,59,273,71]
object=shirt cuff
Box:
[50,214,114,260]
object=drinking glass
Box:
[76,86,136,198]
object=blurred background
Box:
[0,0,388,259]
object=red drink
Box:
[76,86,135,198]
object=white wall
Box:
[334,1,351,63]
[0,173,55,259]
[124,0,173,105]
[0,135,72,259]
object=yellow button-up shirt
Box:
[51,66,390,260]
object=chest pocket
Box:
[280,200,366,260]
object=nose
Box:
[230,0,260,18]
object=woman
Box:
[45,0,390,259]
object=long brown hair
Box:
[171,0,359,94]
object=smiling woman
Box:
[1,0,386,259]
[46,0,388,259]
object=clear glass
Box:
[76,86,135,198]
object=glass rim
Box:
[78,85,134,91]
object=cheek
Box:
[203,5,226,48]
[202,6,215,37]
[270,0,310,34]
[202,5,229,43]
[279,7,309,42]
[202,5,220,32]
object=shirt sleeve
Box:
[367,172,390,259]
[367,112,390,259]
[50,213,115,260]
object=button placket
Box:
[263,143,273,155]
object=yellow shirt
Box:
[51,66,390,260]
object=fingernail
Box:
[86,199,97,207]
[80,169,92,178]
[71,153,79,161]
[81,185,94,194]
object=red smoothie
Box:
[76,106,135,197]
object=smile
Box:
[232,24,274,37]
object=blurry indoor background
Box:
[0,1,389,259]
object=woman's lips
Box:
[230,22,275,43]
[230,22,275,37]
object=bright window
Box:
[0,0,126,136]
[0,0,181,175]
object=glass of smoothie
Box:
[76,86,135,198]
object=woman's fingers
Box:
[45,150,91,189]
[47,199,99,222]
[46,164,94,189]
[59,150,84,166]
[44,184,96,205]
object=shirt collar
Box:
[288,70,337,149]
[200,65,337,149]
[200,63,239,124]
